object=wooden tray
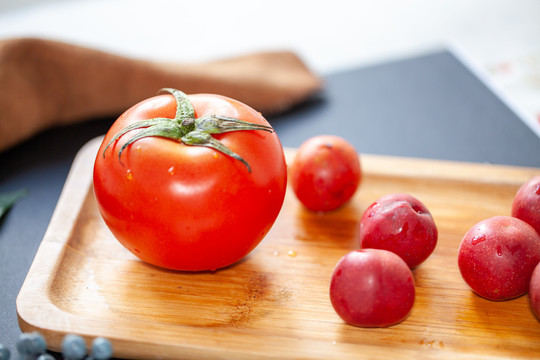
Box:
[17,137,540,359]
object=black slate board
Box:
[269,49,540,167]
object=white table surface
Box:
[1,0,540,135]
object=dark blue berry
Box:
[16,332,47,356]
[36,354,55,360]
[62,334,86,360]
[0,344,10,360]
[91,337,113,360]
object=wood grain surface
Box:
[16,137,540,359]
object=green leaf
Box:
[0,189,28,220]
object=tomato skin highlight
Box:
[290,135,361,212]
[93,93,287,271]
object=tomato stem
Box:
[102,88,273,172]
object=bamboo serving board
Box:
[17,137,540,359]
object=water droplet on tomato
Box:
[126,170,133,180]
[496,245,503,257]
[535,184,540,195]
[287,250,297,257]
[471,234,486,245]
[168,166,175,175]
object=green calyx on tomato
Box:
[102,88,273,172]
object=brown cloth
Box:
[0,38,322,152]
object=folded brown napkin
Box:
[0,38,322,152]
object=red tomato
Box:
[93,90,287,271]
[290,135,361,212]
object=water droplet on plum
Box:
[471,234,486,245]
[398,222,409,234]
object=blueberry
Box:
[0,343,10,360]
[91,337,113,360]
[61,334,86,360]
[16,332,47,356]
[36,354,55,360]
